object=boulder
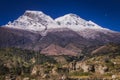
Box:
[96,65,108,74]
[42,74,50,79]
[31,66,38,75]
[112,75,116,79]
[23,77,29,80]
[31,65,45,76]
[51,67,58,75]
[78,63,95,72]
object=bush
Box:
[69,71,92,76]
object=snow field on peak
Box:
[5,10,112,35]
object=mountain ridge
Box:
[5,10,112,32]
[5,10,117,38]
[0,10,120,56]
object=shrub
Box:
[69,71,92,76]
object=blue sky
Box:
[0,0,120,31]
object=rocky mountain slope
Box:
[0,10,120,55]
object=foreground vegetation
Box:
[0,43,120,80]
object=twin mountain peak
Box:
[6,10,110,33]
[1,10,120,55]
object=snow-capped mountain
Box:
[6,10,114,39]
[6,10,59,32]
[54,13,114,39]
[6,10,110,32]
[55,13,102,28]
[1,10,120,55]
[55,13,110,31]
[55,13,87,26]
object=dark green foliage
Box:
[0,65,9,75]
[34,53,56,64]
[92,43,120,57]
[58,55,82,62]
[0,47,56,64]
[0,47,56,76]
